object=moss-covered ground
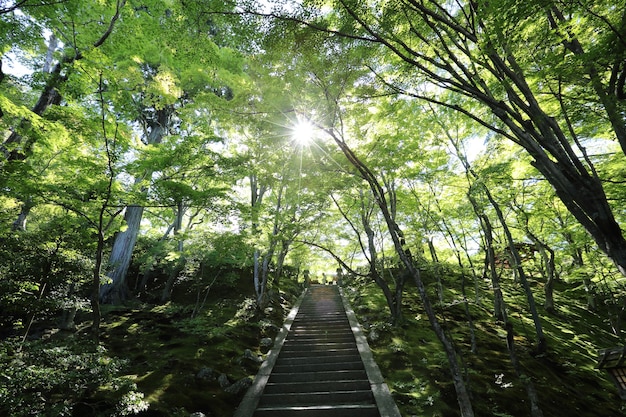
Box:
[94,278,302,417]
[59,268,626,416]
[344,271,626,417]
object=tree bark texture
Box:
[99,205,144,303]
[99,105,172,304]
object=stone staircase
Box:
[234,285,401,417]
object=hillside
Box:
[97,267,626,417]
[344,272,625,417]
[1,262,624,416]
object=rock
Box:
[196,367,215,382]
[243,348,263,364]
[189,413,206,417]
[260,337,273,348]
[368,328,380,342]
[218,373,230,389]
[224,377,252,395]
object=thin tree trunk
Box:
[361,192,397,320]
[253,249,261,299]
[484,188,547,353]
[161,201,185,302]
[468,195,504,321]
[428,238,445,303]
[528,231,557,314]
[274,238,292,289]
[91,231,105,341]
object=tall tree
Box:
[98,1,246,303]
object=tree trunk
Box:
[468,194,505,321]
[361,193,397,321]
[527,232,557,314]
[485,187,547,354]
[391,269,406,324]
[99,106,172,304]
[250,173,267,304]
[259,249,273,306]
[253,249,261,301]
[91,231,105,342]
[274,238,292,289]
[161,201,185,302]
[428,238,445,303]
[99,205,144,303]
[59,283,77,330]
[12,199,33,231]
[161,258,185,303]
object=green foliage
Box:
[0,225,93,332]
[0,338,147,417]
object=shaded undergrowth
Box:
[344,271,625,417]
[96,280,302,417]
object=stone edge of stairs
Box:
[233,288,308,417]
[233,286,402,417]
[338,286,402,417]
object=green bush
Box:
[0,338,148,417]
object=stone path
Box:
[234,285,401,417]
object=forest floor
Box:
[74,271,626,416]
[343,273,626,417]
[93,278,302,417]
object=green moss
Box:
[346,273,626,417]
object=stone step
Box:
[289,326,348,333]
[253,404,381,417]
[275,353,362,366]
[258,389,375,406]
[284,335,356,344]
[291,323,350,332]
[272,360,364,373]
[277,347,360,359]
[281,341,357,352]
[262,379,372,395]
[289,320,350,327]
[268,369,369,383]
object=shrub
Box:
[0,338,148,417]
